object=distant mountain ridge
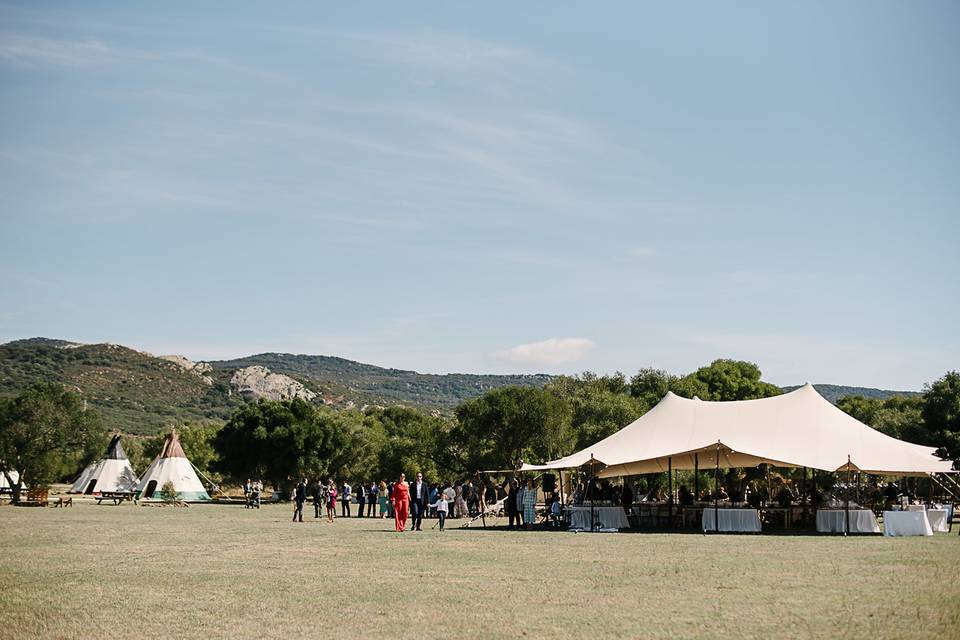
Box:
[0,337,918,435]
[781,384,919,404]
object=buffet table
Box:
[702,508,761,533]
[815,509,881,534]
[567,505,630,530]
[926,509,949,533]
[883,511,933,536]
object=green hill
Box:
[0,338,920,435]
[0,339,241,434]
[0,338,550,433]
[781,384,919,404]
[208,352,551,410]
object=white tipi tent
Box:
[0,470,24,493]
[135,430,210,501]
[69,435,139,494]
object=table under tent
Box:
[523,384,957,536]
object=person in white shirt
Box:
[430,492,449,530]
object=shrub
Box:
[159,481,178,503]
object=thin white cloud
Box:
[0,33,111,67]
[292,28,537,75]
[494,337,597,367]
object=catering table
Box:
[567,505,630,530]
[815,509,880,534]
[883,511,933,537]
[702,508,761,533]
[906,504,926,512]
[926,509,949,533]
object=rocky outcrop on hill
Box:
[158,354,214,386]
[230,365,317,402]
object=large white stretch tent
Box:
[523,384,953,477]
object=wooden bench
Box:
[20,487,49,506]
[96,491,134,505]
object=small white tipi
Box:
[69,435,138,494]
[0,470,24,493]
[135,430,210,501]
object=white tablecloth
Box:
[816,509,880,534]
[926,509,949,533]
[702,508,761,532]
[906,504,926,512]
[883,511,933,536]
[567,506,630,529]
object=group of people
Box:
[285,474,552,532]
[241,479,263,509]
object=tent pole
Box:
[694,453,700,500]
[590,454,595,533]
[801,467,808,526]
[668,456,673,529]
[845,455,851,537]
[714,441,720,534]
[559,469,565,509]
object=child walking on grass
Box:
[430,491,449,531]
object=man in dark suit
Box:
[408,471,429,531]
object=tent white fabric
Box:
[0,470,24,492]
[69,435,139,494]
[522,384,953,477]
[135,430,210,501]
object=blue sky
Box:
[1,2,958,389]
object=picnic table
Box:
[96,491,135,505]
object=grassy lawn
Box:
[0,501,957,640]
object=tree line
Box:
[2,360,958,501]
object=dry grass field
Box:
[0,501,957,640]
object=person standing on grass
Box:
[243,478,251,508]
[392,473,410,532]
[443,482,455,517]
[341,480,352,518]
[356,481,366,517]
[253,479,263,509]
[326,478,338,522]
[506,479,520,529]
[522,478,538,530]
[430,490,449,531]
[368,481,379,517]
[313,479,324,519]
[292,478,306,523]
[515,480,526,528]
[409,471,428,532]
[385,480,395,518]
[454,481,467,519]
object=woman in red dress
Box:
[392,472,410,532]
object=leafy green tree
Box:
[362,406,452,483]
[683,359,781,401]
[629,368,674,406]
[212,398,347,491]
[324,409,382,483]
[0,382,106,502]
[837,394,924,441]
[451,386,571,473]
[547,373,644,450]
[921,371,960,465]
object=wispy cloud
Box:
[0,33,111,67]
[494,337,597,367]
[291,28,539,75]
